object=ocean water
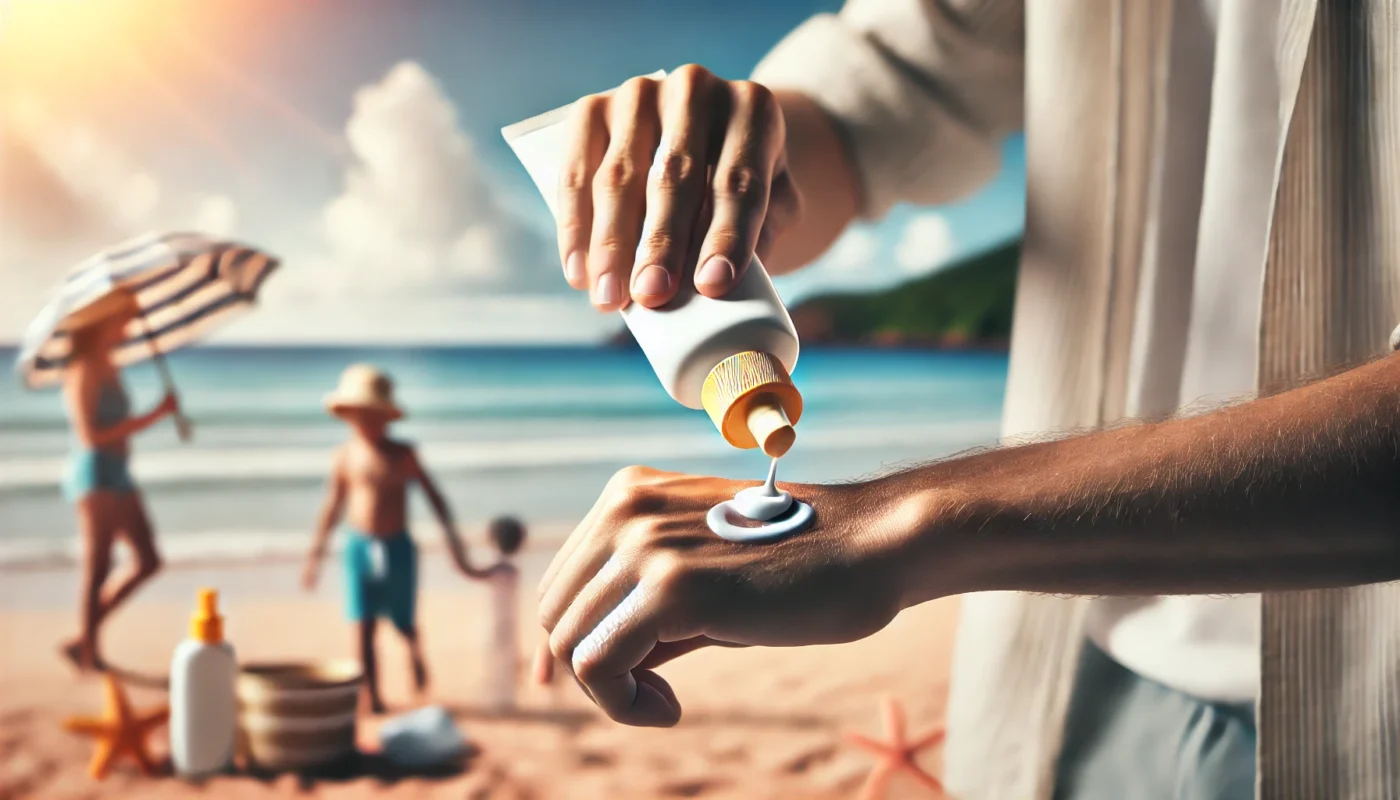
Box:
[0,346,1006,564]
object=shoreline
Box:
[0,544,562,613]
[0,521,577,573]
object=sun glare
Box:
[0,0,329,175]
[0,0,192,102]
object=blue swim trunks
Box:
[63,449,136,502]
[342,530,417,633]
[63,380,134,502]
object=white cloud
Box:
[819,226,880,272]
[0,63,581,345]
[0,97,243,339]
[318,61,550,295]
[894,212,955,275]
[206,60,577,344]
[214,292,614,345]
[192,195,238,238]
[31,128,163,230]
[449,224,511,282]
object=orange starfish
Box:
[843,695,946,800]
[62,672,169,780]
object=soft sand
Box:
[0,547,958,799]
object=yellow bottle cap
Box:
[190,588,223,644]
[700,351,803,458]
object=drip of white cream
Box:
[706,459,814,543]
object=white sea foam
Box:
[0,418,1002,568]
[0,419,999,492]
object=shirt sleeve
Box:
[751,0,1025,219]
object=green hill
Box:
[789,237,1020,347]
[607,237,1021,348]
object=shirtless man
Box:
[302,364,487,713]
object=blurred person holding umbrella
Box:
[57,290,180,671]
[16,232,278,673]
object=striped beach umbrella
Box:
[15,232,279,433]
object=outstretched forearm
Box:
[308,465,346,562]
[308,503,339,560]
[886,353,1400,606]
[89,412,155,448]
[416,465,485,576]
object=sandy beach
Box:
[0,540,958,799]
[0,346,997,799]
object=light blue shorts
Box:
[63,449,135,502]
[1054,641,1256,800]
[342,530,417,633]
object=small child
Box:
[482,516,525,712]
[302,364,489,714]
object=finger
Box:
[629,66,715,308]
[548,552,634,678]
[538,523,620,634]
[637,636,747,670]
[588,77,661,312]
[557,95,609,290]
[570,582,689,726]
[537,466,644,599]
[683,185,715,285]
[537,497,602,601]
[531,643,555,685]
[694,80,784,297]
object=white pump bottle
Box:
[169,588,237,778]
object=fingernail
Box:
[564,251,585,285]
[633,265,671,298]
[696,256,735,289]
[593,273,620,307]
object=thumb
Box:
[755,168,800,266]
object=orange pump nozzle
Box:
[190,588,224,644]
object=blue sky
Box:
[0,0,1024,343]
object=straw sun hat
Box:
[323,364,404,420]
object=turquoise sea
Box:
[0,346,1007,564]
